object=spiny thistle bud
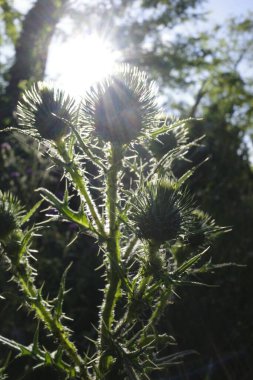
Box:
[81,65,158,144]
[3,230,23,261]
[130,180,193,244]
[0,191,25,241]
[17,82,77,142]
[186,209,223,249]
[149,122,188,161]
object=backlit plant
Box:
[0,65,227,380]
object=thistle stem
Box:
[99,143,122,374]
[137,240,160,294]
[140,241,172,337]
[123,235,138,260]
[56,141,105,236]
[151,286,172,325]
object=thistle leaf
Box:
[44,351,53,365]
[0,335,32,357]
[21,199,44,225]
[54,263,72,321]
[18,228,34,260]
[0,351,11,379]
[38,188,90,229]
[32,322,40,355]
[177,169,196,188]
[174,247,209,276]
[54,345,64,364]
[149,118,194,138]
[69,123,106,169]
[154,349,197,366]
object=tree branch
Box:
[1,0,68,127]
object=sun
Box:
[46,34,121,97]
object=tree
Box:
[166,17,253,380]
[0,0,68,127]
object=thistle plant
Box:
[0,65,227,380]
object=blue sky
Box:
[207,0,253,22]
[13,0,253,21]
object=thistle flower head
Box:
[186,209,223,248]
[80,64,158,144]
[130,180,193,244]
[17,82,77,142]
[3,230,23,261]
[0,191,25,241]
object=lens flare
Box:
[46,34,121,97]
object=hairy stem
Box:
[140,242,172,338]
[56,141,105,236]
[99,143,122,374]
[123,235,138,260]
[145,286,172,335]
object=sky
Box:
[207,0,253,22]
[47,0,253,93]
[13,0,253,16]
[10,0,253,95]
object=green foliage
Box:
[0,65,225,380]
[0,1,21,44]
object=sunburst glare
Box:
[46,34,121,97]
